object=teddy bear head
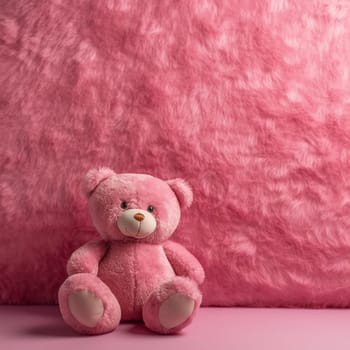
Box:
[83,167,193,243]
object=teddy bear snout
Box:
[117,208,157,239]
[134,213,145,222]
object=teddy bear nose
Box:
[134,213,145,222]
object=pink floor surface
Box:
[2,306,350,350]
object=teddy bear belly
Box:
[97,242,175,321]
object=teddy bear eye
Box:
[147,205,154,213]
[120,201,128,209]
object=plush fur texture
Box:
[2,0,350,307]
[59,169,203,334]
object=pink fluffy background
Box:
[2,0,350,306]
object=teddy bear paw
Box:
[158,293,195,329]
[68,290,104,327]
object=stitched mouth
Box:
[136,222,141,235]
[124,222,147,238]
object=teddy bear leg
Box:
[58,273,121,335]
[142,276,202,334]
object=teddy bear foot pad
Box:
[159,293,195,329]
[68,290,104,328]
[143,276,202,334]
[58,273,122,335]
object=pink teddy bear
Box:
[58,168,205,334]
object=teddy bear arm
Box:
[163,241,205,285]
[66,240,108,276]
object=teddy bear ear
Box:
[83,167,116,197]
[167,178,193,209]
